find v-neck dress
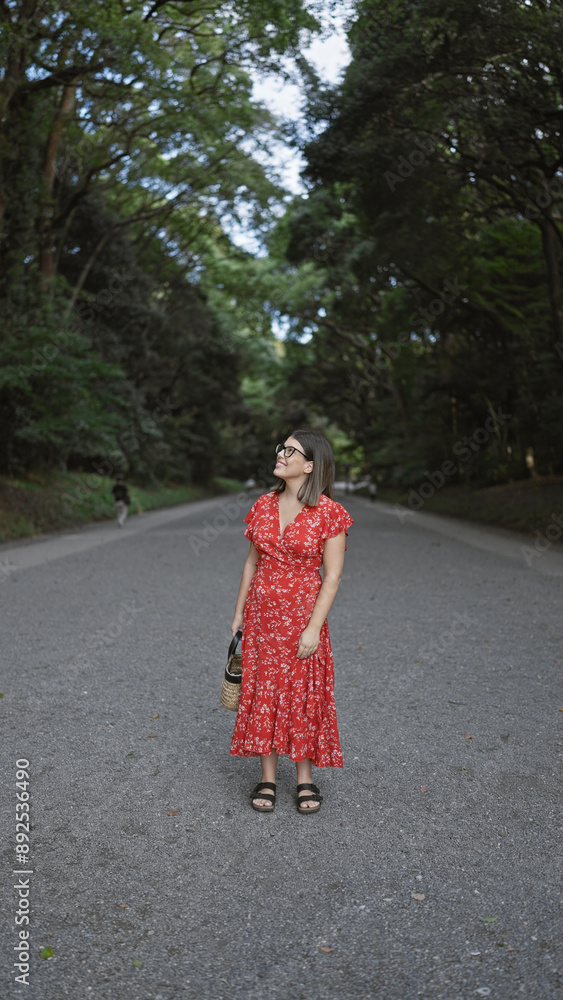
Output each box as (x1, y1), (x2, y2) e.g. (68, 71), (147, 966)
(230, 491), (353, 767)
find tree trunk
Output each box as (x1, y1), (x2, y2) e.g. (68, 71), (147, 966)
(536, 215), (563, 348)
(38, 81), (77, 283)
(64, 229), (115, 318)
(388, 375), (410, 433)
(0, 0), (39, 227)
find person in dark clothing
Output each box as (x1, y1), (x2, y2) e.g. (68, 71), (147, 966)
(111, 477), (131, 527)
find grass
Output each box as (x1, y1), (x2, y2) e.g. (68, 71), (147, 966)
(369, 476), (563, 539)
(0, 471), (246, 544)
(3, 469), (561, 546)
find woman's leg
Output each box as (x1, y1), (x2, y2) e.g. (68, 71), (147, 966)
(252, 751), (278, 807)
(296, 757), (319, 809)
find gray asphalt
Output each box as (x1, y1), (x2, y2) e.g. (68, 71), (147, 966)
(1, 493), (562, 1000)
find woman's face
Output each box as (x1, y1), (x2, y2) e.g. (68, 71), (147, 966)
(274, 436), (313, 481)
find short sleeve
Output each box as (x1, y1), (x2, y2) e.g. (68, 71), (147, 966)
(243, 500), (258, 542)
(322, 501), (353, 542)
(244, 493), (272, 542)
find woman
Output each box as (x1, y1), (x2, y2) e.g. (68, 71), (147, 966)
(230, 429), (353, 814)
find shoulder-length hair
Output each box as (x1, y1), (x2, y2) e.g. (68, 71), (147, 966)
(273, 428), (335, 506)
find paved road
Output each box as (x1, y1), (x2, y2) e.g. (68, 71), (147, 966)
(1, 494), (562, 1000)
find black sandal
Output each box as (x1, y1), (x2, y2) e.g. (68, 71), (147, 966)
(251, 781), (276, 813)
(296, 782), (323, 815)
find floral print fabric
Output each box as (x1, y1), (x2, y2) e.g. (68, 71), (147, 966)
(230, 491), (353, 767)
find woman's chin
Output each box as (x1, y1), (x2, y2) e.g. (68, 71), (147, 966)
(274, 465), (287, 477)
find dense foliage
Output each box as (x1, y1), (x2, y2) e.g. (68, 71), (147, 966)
(0, 0), (318, 480)
(276, 0), (563, 485)
(1, 0), (561, 488)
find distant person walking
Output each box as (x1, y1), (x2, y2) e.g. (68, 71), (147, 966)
(111, 477), (130, 528)
(230, 429), (353, 814)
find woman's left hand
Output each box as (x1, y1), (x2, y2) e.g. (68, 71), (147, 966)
(297, 626), (321, 659)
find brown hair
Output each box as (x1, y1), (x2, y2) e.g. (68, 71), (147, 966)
(273, 428), (335, 505)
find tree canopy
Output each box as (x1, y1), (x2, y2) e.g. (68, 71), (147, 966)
(275, 0), (563, 484)
(0, 0), (320, 478)
(1, 0), (561, 487)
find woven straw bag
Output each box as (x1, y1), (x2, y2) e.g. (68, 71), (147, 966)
(220, 629), (243, 711)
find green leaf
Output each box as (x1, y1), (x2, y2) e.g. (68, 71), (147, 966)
(40, 947), (54, 959)
(480, 917), (497, 923)
(132, 959), (143, 967)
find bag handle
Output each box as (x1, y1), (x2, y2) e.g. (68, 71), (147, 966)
(227, 629), (243, 663)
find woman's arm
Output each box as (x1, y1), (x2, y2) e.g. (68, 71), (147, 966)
(231, 541), (260, 635)
(297, 530), (347, 659)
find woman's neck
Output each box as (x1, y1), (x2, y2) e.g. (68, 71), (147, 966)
(281, 479), (306, 502)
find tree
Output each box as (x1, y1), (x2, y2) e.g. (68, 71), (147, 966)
(276, 0), (563, 482)
(0, 0), (321, 475)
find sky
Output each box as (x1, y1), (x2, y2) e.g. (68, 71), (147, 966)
(252, 19), (351, 194)
(225, 9), (352, 254)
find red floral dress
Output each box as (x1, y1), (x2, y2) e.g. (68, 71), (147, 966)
(230, 491), (353, 768)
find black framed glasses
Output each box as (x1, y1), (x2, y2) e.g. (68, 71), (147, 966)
(275, 443), (310, 460)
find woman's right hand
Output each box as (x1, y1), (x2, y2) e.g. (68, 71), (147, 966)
(231, 613), (243, 636)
